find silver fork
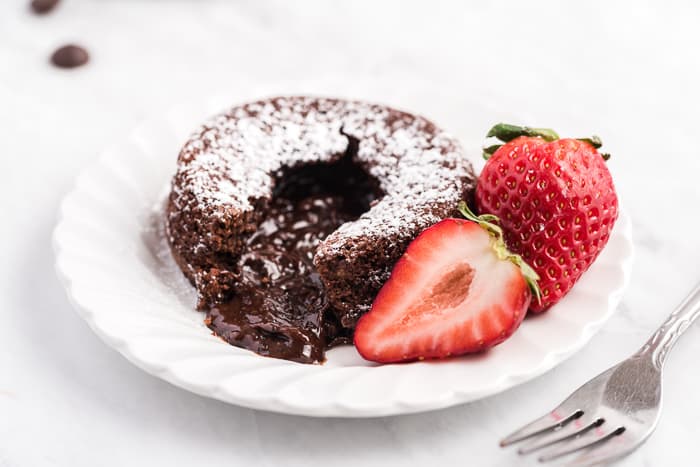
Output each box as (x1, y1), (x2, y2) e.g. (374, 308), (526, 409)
(500, 283), (700, 466)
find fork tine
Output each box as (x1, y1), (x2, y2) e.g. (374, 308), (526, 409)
(517, 416), (603, 454)
(564, 429), (632, 466)
(500, 409), (583, 446)
(538, 425), (626, 462)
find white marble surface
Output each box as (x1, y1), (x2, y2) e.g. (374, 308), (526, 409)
(2, 1), (700, 465)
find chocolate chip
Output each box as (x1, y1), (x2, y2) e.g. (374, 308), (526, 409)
(50, 44), (89, 69)
(30, 0), (60, 14)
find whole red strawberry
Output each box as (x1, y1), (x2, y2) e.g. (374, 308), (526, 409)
(476, 123), (619, 312)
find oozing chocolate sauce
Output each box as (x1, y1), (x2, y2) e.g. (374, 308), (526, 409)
(206, 152), (382, 363)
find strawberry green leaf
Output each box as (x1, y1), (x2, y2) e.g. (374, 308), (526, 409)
(487, 123), (559, 143)
(577, 136), (603, 149)
(482, 144), (503, 160)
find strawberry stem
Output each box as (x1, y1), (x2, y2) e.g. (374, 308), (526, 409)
(487, 123), (559, 143)
(457, 201), (542, 304)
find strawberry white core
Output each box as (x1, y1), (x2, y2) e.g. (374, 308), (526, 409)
(401, 263), (475, 326)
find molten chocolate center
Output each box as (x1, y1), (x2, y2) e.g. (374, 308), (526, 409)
(206, 147), (382, 363)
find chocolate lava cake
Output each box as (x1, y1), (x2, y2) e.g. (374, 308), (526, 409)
(166, 96), (476, 363)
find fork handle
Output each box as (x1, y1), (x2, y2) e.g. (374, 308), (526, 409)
(636, 282), (700, 369)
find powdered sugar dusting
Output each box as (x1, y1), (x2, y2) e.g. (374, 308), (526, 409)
(168, 95), (474, 264)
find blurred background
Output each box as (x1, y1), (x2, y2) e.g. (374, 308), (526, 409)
(2, 1), (700, 466)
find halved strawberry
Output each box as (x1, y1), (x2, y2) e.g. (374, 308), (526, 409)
(354, 204), (539, 363)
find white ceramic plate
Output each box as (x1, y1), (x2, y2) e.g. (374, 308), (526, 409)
(53, 79), (634, 417)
